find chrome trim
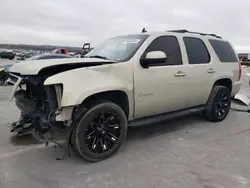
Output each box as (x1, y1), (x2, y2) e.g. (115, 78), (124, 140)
(9, 77), (23, 102)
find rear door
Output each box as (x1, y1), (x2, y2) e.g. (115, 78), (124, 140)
(182, 37), (214, 107)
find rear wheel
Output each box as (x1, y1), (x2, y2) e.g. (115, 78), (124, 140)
(73, 101), (128, 162)
(204, 85), (231, 122)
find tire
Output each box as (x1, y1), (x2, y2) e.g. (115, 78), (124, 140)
(204, 85), (231, 122)
(70, 125), (78, 153)
(69, 105), (88, 154)
(73, 101), (128, 162)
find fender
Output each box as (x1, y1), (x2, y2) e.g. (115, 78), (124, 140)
(43, 64), (134, 118)
(211, 75), (233, 89)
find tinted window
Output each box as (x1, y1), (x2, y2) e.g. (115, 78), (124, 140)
(209, 39), (238, 62)
(143, 36), (182, 66)
(184, 37), (210, 64)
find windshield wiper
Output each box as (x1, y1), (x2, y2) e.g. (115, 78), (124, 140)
(88, 55), (108, 60)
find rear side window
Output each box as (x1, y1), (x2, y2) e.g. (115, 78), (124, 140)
(183, 37), (210, 64)
(143, 36), (182, 66)
(209, 39), (238, 62)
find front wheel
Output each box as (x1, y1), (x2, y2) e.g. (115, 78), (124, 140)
(204, 85), (231, 122)
(72, 101), (128, 162)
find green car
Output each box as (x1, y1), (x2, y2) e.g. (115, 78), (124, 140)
(0, 50), (15, 60)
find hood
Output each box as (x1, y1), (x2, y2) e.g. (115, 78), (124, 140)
(9, 58), (115, 75)
(0, 62), (15, 68)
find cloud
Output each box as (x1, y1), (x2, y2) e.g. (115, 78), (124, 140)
(0, 0), (249, 52)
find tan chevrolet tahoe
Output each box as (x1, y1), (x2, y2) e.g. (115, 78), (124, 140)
(7, 29), (241, 161)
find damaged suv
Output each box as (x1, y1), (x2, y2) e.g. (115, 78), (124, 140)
(8, 30), (241, 161)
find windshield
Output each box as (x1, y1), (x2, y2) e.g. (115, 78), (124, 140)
(86, 34), (148, 61)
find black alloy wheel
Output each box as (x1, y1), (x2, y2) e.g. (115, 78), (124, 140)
(84, 112), (121, 153)
(74, 102), (128, 162)
(215, 92), (230, 118)
(205, 85), (231, 122)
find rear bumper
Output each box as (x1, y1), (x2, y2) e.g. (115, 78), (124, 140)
(231, 81), (242, 97)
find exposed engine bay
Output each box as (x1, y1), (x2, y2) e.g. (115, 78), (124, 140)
(5, 59), (117, 160)
(9, 73), (63, 141)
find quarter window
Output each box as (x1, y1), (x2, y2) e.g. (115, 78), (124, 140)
(209, 39), (238, 62)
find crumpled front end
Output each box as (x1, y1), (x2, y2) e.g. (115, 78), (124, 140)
(8, 73), (63, 140)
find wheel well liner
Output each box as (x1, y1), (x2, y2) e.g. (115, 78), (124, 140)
(214, 78), (232, 91)
(80, 90), (129, 118)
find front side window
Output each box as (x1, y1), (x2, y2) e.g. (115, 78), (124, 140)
(86, 35), (149, 62)
(142, 36), (182, 66)
(184, 37), (210, 64)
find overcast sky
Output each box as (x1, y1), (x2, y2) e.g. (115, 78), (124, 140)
(0, 0), (250, 52)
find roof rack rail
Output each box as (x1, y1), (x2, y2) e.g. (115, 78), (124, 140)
(167, 29), (222, 39)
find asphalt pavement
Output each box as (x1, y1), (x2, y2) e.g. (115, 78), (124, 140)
(1, 59), (250, 188)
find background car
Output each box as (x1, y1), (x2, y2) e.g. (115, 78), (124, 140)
(0, 50), (15, 60)
(73, 43), (94, 58)
(16, 51), (37, 60)
(238, 53), (250, 65)
(52, 48), (68, 55)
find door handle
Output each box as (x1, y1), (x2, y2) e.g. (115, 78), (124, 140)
(174, 71), (186, 77)
(207, 68), (216, 73)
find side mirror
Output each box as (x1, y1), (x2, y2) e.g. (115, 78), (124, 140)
(140, 51), (167, 68)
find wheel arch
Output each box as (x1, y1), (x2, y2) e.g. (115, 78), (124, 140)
(213, 78), (232, 92)
(72, 90), (132, 121)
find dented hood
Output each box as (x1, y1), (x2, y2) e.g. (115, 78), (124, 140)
(9, 58), (114, 75)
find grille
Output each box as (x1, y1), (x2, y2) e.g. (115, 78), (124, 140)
(6, 73), (20, 85)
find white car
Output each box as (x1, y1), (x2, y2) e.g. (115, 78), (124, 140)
(8, 29), (241, 161)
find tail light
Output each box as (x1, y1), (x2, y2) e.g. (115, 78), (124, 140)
(238, 61), (242, 81)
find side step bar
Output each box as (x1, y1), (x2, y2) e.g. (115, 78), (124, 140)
(129, 106), (205, 127)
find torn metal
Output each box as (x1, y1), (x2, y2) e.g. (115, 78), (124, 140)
(8, 73), (60, 140)
(233, 93), (250, 106)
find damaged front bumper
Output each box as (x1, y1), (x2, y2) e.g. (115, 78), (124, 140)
(8, 74), (23, 102)
(7, 73), (69, 140)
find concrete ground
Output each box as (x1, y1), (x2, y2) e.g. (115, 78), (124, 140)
(1, 59), (250, 188)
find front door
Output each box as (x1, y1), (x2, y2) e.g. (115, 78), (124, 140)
(133, 35), (191, 119)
